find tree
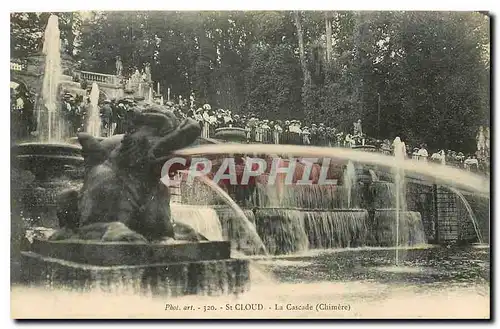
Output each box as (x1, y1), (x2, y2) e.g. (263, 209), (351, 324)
(13, 10), (488, 152)
(10, 12), (81, 58)
(244, 44), (302, 119)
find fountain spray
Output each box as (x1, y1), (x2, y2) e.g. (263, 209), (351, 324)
(343, 161), (356, 209)
(39, 14), (66, 143)
(393, 137), (406, 265)
(86, 83), (101, 137)
(195, 174), (268, 256)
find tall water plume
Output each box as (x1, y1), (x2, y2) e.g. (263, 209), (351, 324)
(343, 161), (357, 208)
(86, 83), (101, 137)
(148, 87), (153, 104)
(38, 14), (67, 143)
(393, 137), (407, 265)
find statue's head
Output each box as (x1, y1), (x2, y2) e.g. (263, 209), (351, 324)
(77, 106), (201, 181)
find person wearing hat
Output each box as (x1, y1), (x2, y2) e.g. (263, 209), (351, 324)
(189, 93), (196, 109)
(104, 99), (119, 135)
(272, 120), (283, 144)
(223, 109), (233, 127)
(246, 117), (258, 142)
(200, 107), (212, 138)
(186, 106), (194, 120)
(211, 110), (220, 130)
(316, 123), (326, 146)
(331, 127), (339, 146)
(254, 119), (263, 143)
(417, 144), (429, 162)
(302, 126), (311, 145)
(324, 126), (333, 147)
(344, 133), (354, 148)
(193, 108), (204, 131)
(279, 120), (290, 144)
(309, 123), (318, 146)
(288, 119), (298, 133)
(244, 119), (252, 142)
(336, 130), (344, 147)
(261, 119), (271, 143)
(205, 108), (216, 133)
(100, 99), (113, 137)
(290, 120), (302, 145)
(61, 94), (72, 125)
(232, 114), (241, 128)
(112, 102), (126, 134)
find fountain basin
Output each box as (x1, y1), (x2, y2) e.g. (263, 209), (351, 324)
(12, 142), (84, 183)
(12, 142), (83, 159)
(11, 142), (84, 228)
(28, 238), (232, 266)
(214, 127), (247, 143)
(20, 238), (250, 296)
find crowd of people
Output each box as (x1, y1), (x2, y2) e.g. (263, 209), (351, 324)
(170, 102), (368, 148)
(10, 81), (490, 175)
(10, 87), (35, 140)
(169, 101), (490, 174)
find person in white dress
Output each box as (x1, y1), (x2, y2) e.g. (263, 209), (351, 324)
(417, 144), (429, 162)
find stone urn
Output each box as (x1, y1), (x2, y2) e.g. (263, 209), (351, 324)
(214, 127), (247, 143)
(11, 142), (85, 227)
(12, 143), (84, 183)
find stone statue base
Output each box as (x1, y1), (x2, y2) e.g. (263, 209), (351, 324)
(20, 239), (250, 296)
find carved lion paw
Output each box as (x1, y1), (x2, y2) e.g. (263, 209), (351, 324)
(101, 222), (148, 243)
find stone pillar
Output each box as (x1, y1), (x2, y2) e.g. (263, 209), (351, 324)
(169, 172), (182, 204)
(434, 185), (459, 244)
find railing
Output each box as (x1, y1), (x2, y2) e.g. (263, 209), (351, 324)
(79, 71), (120, 86)
(10, 61), (26, 71)
(203, 127), (356, 148)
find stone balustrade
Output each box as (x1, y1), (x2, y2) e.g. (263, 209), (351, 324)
(79, 70), (120, 86)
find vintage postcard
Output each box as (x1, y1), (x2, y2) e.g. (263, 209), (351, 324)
(10, 9), (490, 319)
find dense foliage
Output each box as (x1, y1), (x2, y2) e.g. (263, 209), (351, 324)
(10, 11), (490, 152)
